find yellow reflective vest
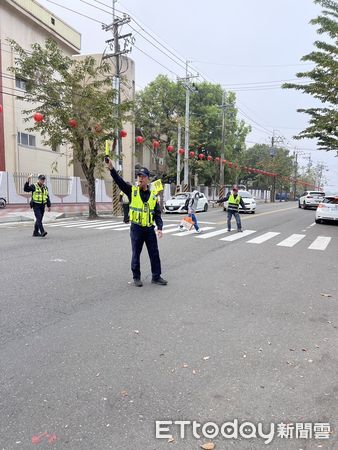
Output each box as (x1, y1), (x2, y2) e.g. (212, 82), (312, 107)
(32, 183), (49, 204)
(228, 193), (241, 212)
(129, 186), (157, 227)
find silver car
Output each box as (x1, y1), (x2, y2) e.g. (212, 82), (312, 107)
(164, 192), (209, 213)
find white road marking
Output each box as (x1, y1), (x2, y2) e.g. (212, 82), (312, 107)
(195, 228), (233, 239)
(308, 236), (331, 251)
(277, 234), (306, 247)
(78, 221), (118, 228)
(247, 232), (281, 244)
(172, 226), (215, 236)
(219, 230), (256, 241)
(48, 220), (89, 227)
(309, 223), (316, 227)
(97, 223), (130, 230)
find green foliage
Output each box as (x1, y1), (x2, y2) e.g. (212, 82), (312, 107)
(8, 38), (133, 217)
(282, 0), (338, 151)
(135, 75), (251, 184)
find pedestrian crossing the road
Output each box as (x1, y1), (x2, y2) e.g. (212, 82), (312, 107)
(44, 219), (334, 251)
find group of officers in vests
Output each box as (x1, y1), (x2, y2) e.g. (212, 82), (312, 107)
(24, 166), (246, 287)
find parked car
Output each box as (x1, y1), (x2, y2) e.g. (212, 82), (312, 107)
(298, 191), (325, 209)
(315, 195), (338, 223)
(223, 190), (256, 214)
(164, 192), (208, 213)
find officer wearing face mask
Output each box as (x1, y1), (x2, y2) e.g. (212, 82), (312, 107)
(106, 159), (167, 287)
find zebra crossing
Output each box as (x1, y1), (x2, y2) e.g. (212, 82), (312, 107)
(46, 219), (333, 251)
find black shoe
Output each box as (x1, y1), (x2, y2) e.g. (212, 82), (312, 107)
(41, 231), (48, 237)
(32, 232), (40, 237)
(238, 229), (243, 232)
(151, 277), (168, 286)
(133, 279), (143, 287)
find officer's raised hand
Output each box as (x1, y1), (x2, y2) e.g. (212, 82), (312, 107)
(105, 158), (113, 170)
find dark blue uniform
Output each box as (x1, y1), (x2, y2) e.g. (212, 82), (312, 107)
(110, 168), (163, 281)
(24, 181), (51, 236)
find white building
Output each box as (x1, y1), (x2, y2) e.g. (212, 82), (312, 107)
(0, 0), (81, 176)
(0, 0), (136, 189)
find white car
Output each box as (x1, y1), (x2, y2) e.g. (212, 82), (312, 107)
(315, 195), (338, 224)
(298, 191), (325, 209)
(164, 192), (209, 213)
(224, 190), (256, 214)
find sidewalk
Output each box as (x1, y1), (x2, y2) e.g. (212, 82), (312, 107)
(0, 203), (115, 224)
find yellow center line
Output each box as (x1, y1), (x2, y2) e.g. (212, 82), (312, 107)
(213, 206), (297, 225)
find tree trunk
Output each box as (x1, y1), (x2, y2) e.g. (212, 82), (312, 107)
(87, 175), (97, 219)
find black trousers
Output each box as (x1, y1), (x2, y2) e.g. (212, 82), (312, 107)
(33, 204), (46, 234)
(122, 204), (130, 223)
(130, 223), (161, 280)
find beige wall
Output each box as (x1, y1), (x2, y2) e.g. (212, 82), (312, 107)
(0, 0), (80, 176)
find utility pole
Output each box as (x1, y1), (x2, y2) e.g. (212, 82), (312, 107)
(178, 61), (198, 191)
(102, 3), (132, 173)
(102, 1), (132, 216)
(293, 149), (298, 200)
(176, 122), (182, 188)
(220, 90), (227, 186)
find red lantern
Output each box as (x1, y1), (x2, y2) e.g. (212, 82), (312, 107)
(189, 151), (195, 158)
(0, 104), (3, 113)
(178, 148), (185, 155)
(167, 145), (174, 153)
(215, 157), (220, 163)
(198, 153), (205, 160)
(222, 159), (227, 164)
(33, 112), (44, 122)
(228, 161), (233, 167)
(153, 140), (160, 149)
(207, 155), (213, 161)
(120, 130), (127, 138)
(136, 136), (144, 144)
(94, 124), (102, 133)
(68, 118), (77, 128)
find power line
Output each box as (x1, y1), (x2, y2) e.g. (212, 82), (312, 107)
(192, 60), (314, 68)
(45, 0), (106, 24)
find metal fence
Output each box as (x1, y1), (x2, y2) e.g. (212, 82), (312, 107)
(13, 172), (113, 199)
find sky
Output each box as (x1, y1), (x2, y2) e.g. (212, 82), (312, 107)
(37, 0), (338, 192)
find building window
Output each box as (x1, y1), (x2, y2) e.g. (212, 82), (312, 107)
(17, 132), (36, 147)
(15, 77), (27, 91)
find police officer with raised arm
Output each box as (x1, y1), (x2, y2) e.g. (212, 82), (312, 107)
(106, 159), (167, 287)
(216, 185), (246, 232)
(24, 173), (51, 237)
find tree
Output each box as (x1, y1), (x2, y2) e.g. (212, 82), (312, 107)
(283, 0), (338, 151)
(135, 76), (251, 185)
(8, 38), (132, 218)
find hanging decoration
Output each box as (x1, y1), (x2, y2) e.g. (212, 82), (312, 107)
(189, 151), (195, 158)
(153, 140), (160, 149)
(178, 148), (185, 155)
(68, 118), (77, 128)
(120, 130), (127, 138)
(33, 112), (44, 122)
(167, 145), (174, 153)
(136, 136), (144, 144)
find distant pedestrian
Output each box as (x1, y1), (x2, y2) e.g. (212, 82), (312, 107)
(187, 190), (201, 233)
(216, 185), (246, 232)
(106, 159), (167, 287)
(119, 191), (130, 223)
(24, 174), (51, 237)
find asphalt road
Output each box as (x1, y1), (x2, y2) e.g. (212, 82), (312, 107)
(0, 202), (337, 450)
